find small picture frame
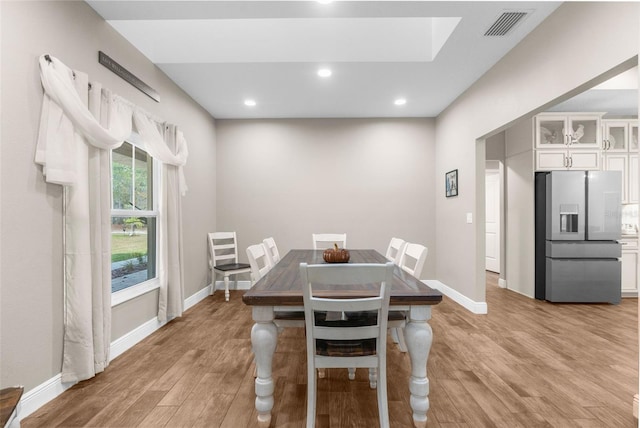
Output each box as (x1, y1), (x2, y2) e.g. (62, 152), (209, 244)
(445, 169), (458, 197)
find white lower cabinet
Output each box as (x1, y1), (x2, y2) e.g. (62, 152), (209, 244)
(621, 238), (639, 297)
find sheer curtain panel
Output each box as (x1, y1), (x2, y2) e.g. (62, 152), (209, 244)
(35, 54), (188, 382)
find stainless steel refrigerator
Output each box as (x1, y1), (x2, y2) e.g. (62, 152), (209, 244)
(534, 170), (621, 304)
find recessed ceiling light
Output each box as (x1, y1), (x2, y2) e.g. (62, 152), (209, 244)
(394, 98), (407, 106)
(244, 99), (256, 107)
(317, 68), (332, 78)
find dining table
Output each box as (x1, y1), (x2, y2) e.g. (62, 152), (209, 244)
(242, 249), (443, 427)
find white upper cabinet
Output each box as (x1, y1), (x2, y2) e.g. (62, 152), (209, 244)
(536, 113), (601, 149)
(536, 149), (600, 171)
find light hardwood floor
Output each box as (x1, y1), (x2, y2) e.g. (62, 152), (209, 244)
(23, 273), (638, 427)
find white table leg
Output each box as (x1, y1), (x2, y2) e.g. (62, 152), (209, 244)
(404, 305), (433, 428)
(251, 306), (278, 427)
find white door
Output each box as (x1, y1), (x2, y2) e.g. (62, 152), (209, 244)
(485, 170), (500, 273)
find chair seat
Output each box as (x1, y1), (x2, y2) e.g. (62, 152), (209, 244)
(214, 262), (250, 271)
(316, 338), (377, 357)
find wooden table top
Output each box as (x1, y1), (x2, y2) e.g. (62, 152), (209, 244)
(242, 249), (443, 306)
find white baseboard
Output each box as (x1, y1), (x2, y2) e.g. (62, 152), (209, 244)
(633, 393), (638, 419)
(17, 374), (73, 423)
(424, 279), (488, 314)
(498, 278), (507, 289)
(110, 317), (165, 360)
(15, 284), (215, 424)
(184, 283), (214, 310)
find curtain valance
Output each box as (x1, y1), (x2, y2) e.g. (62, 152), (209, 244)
(36, 54), (188, 194)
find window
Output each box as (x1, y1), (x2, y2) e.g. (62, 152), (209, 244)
(111, 141), (158, 296)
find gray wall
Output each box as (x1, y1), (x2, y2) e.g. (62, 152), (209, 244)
(215, 118), (437, 278)
(435, 2), (638, 304)
(1, 1), (217, 391)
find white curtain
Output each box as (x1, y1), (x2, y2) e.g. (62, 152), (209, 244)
(35, 55), (188, 382)
(158, 124), (185, 321)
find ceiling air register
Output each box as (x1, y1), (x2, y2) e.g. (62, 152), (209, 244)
(484, 11), (529, 37)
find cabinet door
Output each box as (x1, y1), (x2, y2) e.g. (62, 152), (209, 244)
(604, 154), (628, 203)
(536, 150), (567, 170)
(567, 150), (600, 170)
(602, 121), (628, 152)
(621, 251), (639, 294)
(630, 123), (638, 152)
(630, 154), (639, 204)
(568, 115), (600, 148)
(536, 116), (568, 148)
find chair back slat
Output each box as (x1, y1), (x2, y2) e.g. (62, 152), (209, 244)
(312, 233), (347, 250)
(309, 297), (383, 313)
(314, 326), (380, 341)
(246, 243), (272, 283)
(263, 237), (280, 265)
(399, 243), (428, 278)
(208, 232), (241, 266)
(385, 237), (406, 264)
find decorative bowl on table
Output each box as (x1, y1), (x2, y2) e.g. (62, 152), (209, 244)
(323, 243), (350, 263)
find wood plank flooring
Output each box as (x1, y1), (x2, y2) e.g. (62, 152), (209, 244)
(23, 273), (638, 427)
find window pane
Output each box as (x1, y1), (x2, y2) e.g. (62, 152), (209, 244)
(112, 143), (133, 210)
(134, 146), (152, 210)
(111, 216), (157, 293)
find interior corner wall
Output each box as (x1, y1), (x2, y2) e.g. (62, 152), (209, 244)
(434, 2), (639, 304)
(215, 118), (437, 278)
(1, 1), (217, 392)
(504, 118), (535, 298)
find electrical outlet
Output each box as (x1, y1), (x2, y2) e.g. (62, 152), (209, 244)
(466, 213), (473, 224)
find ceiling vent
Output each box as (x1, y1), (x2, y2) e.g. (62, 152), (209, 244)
(484, 11), (529, 37)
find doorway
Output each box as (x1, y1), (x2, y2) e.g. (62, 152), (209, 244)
(485, 161), (501, 273)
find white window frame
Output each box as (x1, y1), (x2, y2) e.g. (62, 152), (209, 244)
(111, 134), (162, 307)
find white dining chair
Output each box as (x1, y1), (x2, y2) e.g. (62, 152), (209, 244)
(246, 243), (272, 284)
(262, 237), (280, 266)
(390, 242), (429, 352)
(208, 232), (252, 302)
(385, 237), (406, 264)
(300, 262), (393, 428)
(312, 233), (347, 250)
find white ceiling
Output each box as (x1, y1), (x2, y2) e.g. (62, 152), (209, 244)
(86, 1), (563, 119)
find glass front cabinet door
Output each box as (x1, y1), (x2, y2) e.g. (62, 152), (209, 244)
(567, 116), (600, 148)
(536, 116), (568, 147)
(603, 120), (629, 152)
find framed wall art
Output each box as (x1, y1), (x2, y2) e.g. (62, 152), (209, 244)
(445, 169), (458, 197)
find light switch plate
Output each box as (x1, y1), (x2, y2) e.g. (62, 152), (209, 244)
(466, 213), (473, 224)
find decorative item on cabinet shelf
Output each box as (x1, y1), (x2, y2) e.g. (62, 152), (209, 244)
(567, 124), (584, 144)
